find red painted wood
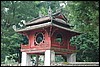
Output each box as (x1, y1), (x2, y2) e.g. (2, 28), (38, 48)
(20, 26), (77, 54)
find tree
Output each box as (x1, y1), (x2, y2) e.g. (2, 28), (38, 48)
(65, 1), (99, 62)
(1, 1), (39, 62)
(1, 1), (99, 63)
(1, 1), (61, 63)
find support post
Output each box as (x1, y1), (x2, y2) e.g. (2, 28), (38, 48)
(51, 50), (55, 62)
(44, 50), (55, 66)
(21, 52), (32, 66)
(67, 53), (76, 62)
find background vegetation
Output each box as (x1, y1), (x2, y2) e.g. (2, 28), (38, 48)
(1, 1), (99, 63)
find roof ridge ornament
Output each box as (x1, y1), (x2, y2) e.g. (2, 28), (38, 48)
(21, 20), (26, 25)
(18, 23), (23, 27)
(48, 6), (53, 23)
(12, 25), (17, 31)
(48, 6), (52, 18)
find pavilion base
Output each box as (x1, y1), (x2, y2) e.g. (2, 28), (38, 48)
(21, 52), (32, 66)
(44, 50), (55, 66)
(21, 51), (76, 66)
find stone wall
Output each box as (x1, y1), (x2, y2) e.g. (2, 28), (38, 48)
(51, 62), (99, 66)
(1, 63), (21, 66)
(1, 62), (99, 66)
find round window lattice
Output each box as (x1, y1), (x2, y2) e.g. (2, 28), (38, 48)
(35, 32), (44, 45)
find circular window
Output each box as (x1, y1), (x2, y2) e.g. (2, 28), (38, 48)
(55, 33), (62, 43)
(36, 33), (44, 44)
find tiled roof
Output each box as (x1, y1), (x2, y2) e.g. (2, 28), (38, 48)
(15, 22), (81, 35)
(15, 11), (81, 35)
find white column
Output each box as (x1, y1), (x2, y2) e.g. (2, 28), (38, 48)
(44, 50), (55, 66)
(67, 53), (76, 62)
(21, 52), (27, 66)
(44, 50), (50, 66)
(21, 52), (32, 66)
(51, 50), (55, 62)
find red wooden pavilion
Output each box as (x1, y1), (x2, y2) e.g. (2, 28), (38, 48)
(14, 7), (81, 66)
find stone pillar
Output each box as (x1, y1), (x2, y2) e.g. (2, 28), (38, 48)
(26, 54), (32, 66)
(21, 52), (32, 66)
(44, 50), (55, 66)
(67, 53), (76, 62)
(51, 50), (55, 62)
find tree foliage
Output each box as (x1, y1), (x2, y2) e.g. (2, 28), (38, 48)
(66, 1), (99, 62)
(1, 1), (99, 63)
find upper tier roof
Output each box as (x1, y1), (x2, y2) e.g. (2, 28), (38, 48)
(14, 7), (82, 35)
(24, 11), (71, 28)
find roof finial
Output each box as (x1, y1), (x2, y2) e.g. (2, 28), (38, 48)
(21, 20), (26, 25)
(18, 23), (23, 27)
(48, 6), (52, 17)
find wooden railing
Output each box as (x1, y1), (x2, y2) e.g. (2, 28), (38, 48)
(21, 44), (30, 49)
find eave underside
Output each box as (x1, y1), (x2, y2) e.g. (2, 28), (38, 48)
(16, 22), (81, 35)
